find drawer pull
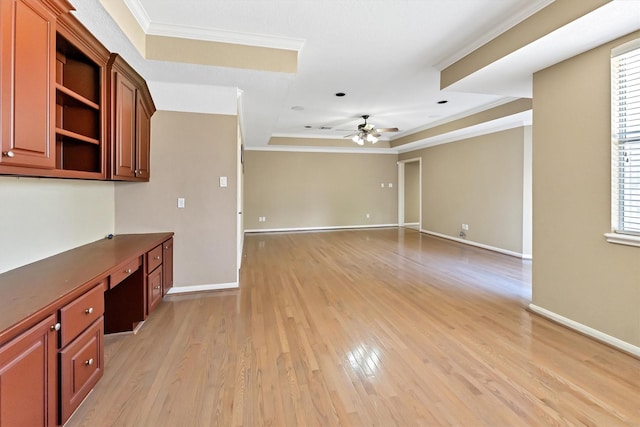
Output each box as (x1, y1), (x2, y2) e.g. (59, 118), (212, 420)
(125, 268), (132, 274)
(85, 307), (94, 315)
(50, 322), (61, 331)
(154, 256), (161, 260)
(85, 358), (94, 366)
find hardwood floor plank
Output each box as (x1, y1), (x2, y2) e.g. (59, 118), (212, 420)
(67, 228), (639, 426)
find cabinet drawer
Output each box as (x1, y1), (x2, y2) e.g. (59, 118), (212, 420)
(109, 257), (141, 289)
(147, 244), (162, 272)
(60, 317), (104, 423)
(147, 266), (163, 314)
(60, 283), (104, 348)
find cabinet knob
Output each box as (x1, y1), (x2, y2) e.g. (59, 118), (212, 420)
(2, 150), (15, 158)
(125, 268), (132, 274)
(50, 323), (61, 331)
(154, 285), (161, 290)
(85, 358), (94, 366)
(85, 307), (94, 315)
(154, 256), (160, 260)
(164, 246), (168, 249)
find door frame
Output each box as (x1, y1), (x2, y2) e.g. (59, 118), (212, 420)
(397, 158), (422, 230)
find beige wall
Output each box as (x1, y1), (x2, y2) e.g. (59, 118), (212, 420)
(115, 111), (238, 287)
(532, 31), (640, 347)
(404, 161), (420, 224)
(244, 151), (398, 230)
(0, 177), (115, 273)
(399, 127), (526, 254)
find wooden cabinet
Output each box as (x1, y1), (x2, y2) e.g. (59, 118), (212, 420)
(108, 53), (155, 181)
(145, 243), (164, 315)
(0, 0), (57, 169)
(163, 238), (174, 295)
(0, 233), (172, 424)
(147, 265), (163, 314)
(59, 317), (103, 423)
(0, 3), (154, 181)
(0, 313), (58, 427)
(53, 21), (109, 178)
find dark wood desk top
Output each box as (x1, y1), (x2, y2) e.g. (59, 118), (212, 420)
(0, 233), (173, 346)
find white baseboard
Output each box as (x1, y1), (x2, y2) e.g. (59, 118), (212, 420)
(420, 229), (529, 259)
(528, 304), (640, 358)
(167, 282), (239, 295)
(245, 223), (399, 233)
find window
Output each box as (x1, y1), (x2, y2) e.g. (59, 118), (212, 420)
(609, 39), (640, 245)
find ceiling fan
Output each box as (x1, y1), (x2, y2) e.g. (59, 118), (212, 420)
(345, 115), (399, 145)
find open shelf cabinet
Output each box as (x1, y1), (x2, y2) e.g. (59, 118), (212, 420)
(55, 33), (103, 175)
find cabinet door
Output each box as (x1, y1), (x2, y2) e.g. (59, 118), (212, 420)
(135, 92), (151, 179)
(59, 318), (103, 424)
(0, 314), (58, 427)
(147, 267), (163, 314)
(113, 72), (136, 178)
(162, 238), (174, 295)
(0, 0), (55, 169)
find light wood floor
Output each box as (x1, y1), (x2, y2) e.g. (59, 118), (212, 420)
(67, 228), (639, 426)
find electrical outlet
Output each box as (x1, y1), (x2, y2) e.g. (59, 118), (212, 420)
(462, 223), (469, 231)
(366, 213), (370, 219)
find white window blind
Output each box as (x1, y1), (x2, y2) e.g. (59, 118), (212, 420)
(611, 40), (640, 235)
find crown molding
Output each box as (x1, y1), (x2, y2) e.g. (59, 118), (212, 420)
(147, 22), (305, 51)
(245, 145), (399, 155)
(396, 111), (532, 154)
(433, 0), (554, 71)
(124, 0), (304, 51)
(123, 0), (151, 31)
(391, 96), (520, 140)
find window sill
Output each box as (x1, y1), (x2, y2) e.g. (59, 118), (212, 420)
(604, 232), (640, 248)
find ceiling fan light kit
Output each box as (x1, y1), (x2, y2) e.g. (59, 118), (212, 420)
(345, 115), (398, 145)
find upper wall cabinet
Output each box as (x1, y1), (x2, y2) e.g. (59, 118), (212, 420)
(54, 7), (110, 179)
(108, 54), (156, 182)
(0, 1), (154, 181)
(0, 0), (58, 170)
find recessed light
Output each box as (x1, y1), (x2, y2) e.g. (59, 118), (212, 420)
(437, 100), (448, 104)
(335, 92), (346, 97)
(291, 105), (304, 111)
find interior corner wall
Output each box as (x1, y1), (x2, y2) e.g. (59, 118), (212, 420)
(243, 150), (398, 230)
(522, 125), (533, 258)
(398, 127), (526, 255)
(532, 30), (640, 347)
(0, 177), (115, 273)
(115, 110), (238, 287)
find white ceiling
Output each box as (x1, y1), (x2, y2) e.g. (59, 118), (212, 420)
(70, 0), (640, 149)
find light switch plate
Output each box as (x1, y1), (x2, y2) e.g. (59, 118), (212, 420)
(177, 198), (185, 208)
(220, 176), (228, 187)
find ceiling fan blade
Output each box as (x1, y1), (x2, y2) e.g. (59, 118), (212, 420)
(363, 123), (375, 131)
(375, 127), (399, 133)
(343, 133), (357, 138)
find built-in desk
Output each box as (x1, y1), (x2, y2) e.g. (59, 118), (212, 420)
(0, 232), (173, 426)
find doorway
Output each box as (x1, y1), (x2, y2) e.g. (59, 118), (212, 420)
(398, 158), (421, 230)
